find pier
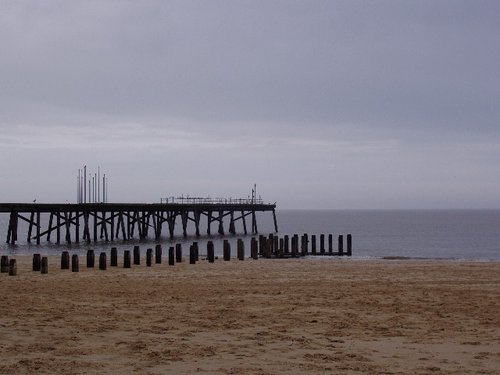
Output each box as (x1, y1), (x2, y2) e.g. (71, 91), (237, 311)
(1, 201), (278, 245)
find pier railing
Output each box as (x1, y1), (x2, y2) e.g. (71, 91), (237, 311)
(160, 197), (265, 205)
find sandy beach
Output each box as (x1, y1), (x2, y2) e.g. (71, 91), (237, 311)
(0, 256), (498, 374)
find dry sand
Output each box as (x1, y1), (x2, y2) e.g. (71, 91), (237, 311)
(0, 256), (499, 374)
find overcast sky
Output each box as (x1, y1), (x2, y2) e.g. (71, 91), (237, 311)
(0, 0), (499, 208)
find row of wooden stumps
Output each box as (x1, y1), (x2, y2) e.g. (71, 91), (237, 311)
(1, 233), (352, 275)
(257, 233), (352, 258)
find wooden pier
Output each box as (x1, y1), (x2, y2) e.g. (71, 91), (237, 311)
(0, 202), (278, 245)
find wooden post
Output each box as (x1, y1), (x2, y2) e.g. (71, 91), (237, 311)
(207, 241), (215, 263)
(27, 211), (34, 243)
(320, 234), (325, 254)
(111, 247), (118, 266)
(223, 240), (231, 261)
(61, 251), (70, 270)
(268, 234), (274, 256)
(36, 212), (41, 245)
(272, 209), (279, 233)
(237, 239), (244, 260)
(99, 252), (107, 270)
(193, 242), (199, 261)
(155, 244), (162, 264)
(229, 211), (236, 234)
(124, 250), (131, 268)
(258, 235), (265, 256)
(0, 256), (9, 273)
(265, 238), (272, 258)
(251, 210), (257, 234)
(146, 248), (152, 267)
(207, 210), (212, 235)
(291, 235), (297, 257)
(194, 210), (201, 237)
(33, 254), (41, 271)
(218, 210), (224, 235)
(168, 246), (175, 266)
(72, 254), (79, 272)
(251, 237), (258, 260)
(338, 235), (344, 256)
(347, 234), (352, 256)
(301, 235), (307, 256)
(328, 234), (333, 255)
(41, 257), (48, 274)
(284, 235), (289, 254)
(189, 245), (196, 264)
(279, 238), (284, 258)
(311, 235), (317, 255)
(133, 245), (140, 265)
(56, 211), (61, 244)
(8, 259), (17, 276)
(273, 236), (279, 256)
(87, 250), (95, 268)
(175, 244), (182, 263)
(303, 233), (309, 255)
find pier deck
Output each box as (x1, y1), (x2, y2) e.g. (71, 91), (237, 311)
(0, 202), (278, 245)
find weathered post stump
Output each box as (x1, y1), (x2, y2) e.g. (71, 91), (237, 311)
(155, 244), (162, 264)
(169, 246), (175, 266)
(8, 259), (17, 276)
(311, 235), (317, 255)
(146, 248), (153, 267)
(223, 240), (231, 261)
(133, 246), (140, 265)
(284, 235), (290, 254)
(124, 250), (131, 268)
(61, 251), (70, 270)
(72, 254), (79, 272)
(301, 235), (307, 256)
(87, 250), (95, 268)
(338, 235), (344, 256)
(279, 238), (284, 258)
(291, 234), (299, 257)
(251, 237), (258, 260)
(265, 238), (272, 258)
(328, 234), (333, 255)
(175, 244), (182, 263)
(207, 241), (215, 263)
(320, 234), (325, 254)
(41, 257), (48, 274)
(1, 255), (9, 273)
(110, 247), (118, 267)
(258, 235), (265, 256)
(268, 234), (274, 256)
(189, 245), (196, 264)
(237, 239), (244, 261)
(33, 254), (41, 271)
(347, 234), (352, 256)
(193, 242), (199, 261)
(99, 252), (107, 270)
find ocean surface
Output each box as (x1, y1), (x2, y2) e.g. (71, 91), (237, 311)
(1, 209), (499, 261)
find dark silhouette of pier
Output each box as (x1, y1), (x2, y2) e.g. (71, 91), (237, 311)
(1, 201), (278, 245)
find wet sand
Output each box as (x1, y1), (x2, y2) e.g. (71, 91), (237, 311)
(0, 256), (499, 374)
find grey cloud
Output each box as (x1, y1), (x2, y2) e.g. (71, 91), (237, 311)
(0, 1), (499, 208)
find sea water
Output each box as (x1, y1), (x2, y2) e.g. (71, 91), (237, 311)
(0, 209), (499, 261)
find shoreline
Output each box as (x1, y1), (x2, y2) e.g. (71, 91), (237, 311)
(1, 258), (499, 374)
